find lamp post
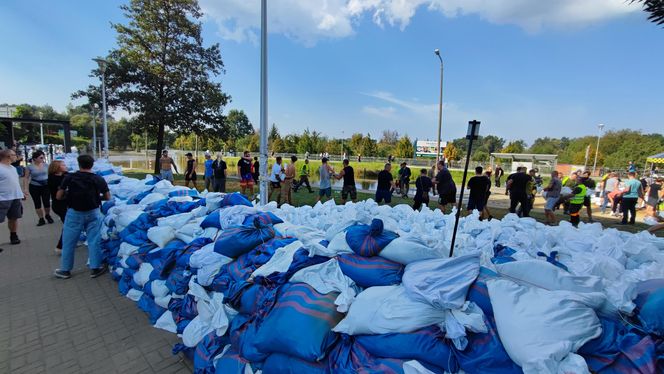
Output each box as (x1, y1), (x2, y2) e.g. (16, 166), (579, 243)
(38, 112), (44, 146)
(91, 104), (98, 159)
(434, 49), (444, 163)
(341, 130), (344, 159)
(93, 58), (109, 158)
(259, 0), (269, 205)
(592, 123), (605, 176)
(449, 120), (481, 258)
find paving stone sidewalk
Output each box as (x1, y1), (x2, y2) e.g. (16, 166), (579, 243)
(0, 206), (192, 373)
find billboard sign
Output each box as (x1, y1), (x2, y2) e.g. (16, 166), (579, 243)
(416, 140), (446, 158)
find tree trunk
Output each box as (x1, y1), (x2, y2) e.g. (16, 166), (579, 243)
(154, 121), (165, 175)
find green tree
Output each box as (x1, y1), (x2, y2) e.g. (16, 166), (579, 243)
(444, 143), (460, 161)
(528, 137), (562, 154)
(225, 109), (253, 140)
(501, 140), (527, 154)
(73, 0), (230, 173)
(630, 0), (664, 25)
(395, 135), (414, 158)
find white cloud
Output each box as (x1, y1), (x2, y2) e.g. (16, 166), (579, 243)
(362, 105), (397, 118)
(200, 0), (640, 45)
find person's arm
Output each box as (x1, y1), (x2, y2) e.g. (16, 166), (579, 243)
(223, 163), (227, 178)
(56, 188), (66, 200)
(334, 169), (344, 180)
(171, 158), (179, 173)
(193, 160), (197, 173)
(23, 166), (30, 193)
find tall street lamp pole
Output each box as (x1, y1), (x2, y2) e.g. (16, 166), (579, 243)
(91, 104), (98, 158)
(592, 123), (605, 176)
(434, 49), (444, 163)
(94, 58), (109, 158)
(39, 112), (44, 146)
(259, 0), (269, 205)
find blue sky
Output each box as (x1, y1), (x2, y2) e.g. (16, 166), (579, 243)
(1, 0), (662, 144)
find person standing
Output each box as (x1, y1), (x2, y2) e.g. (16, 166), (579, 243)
(645, 177), (663, 220)
(54, 154), (110, 279)
(412, 169), (433, 211)
(203, 153), (214, 191)
(560, 172), (579, 215)
(506, 167), (533, 217)
(621, 172), (644, 225)
(335, 159), (357, 204)
(269, 156), (284, 205)
(184, 152), (198, 189)
(252, 156), (260, 184)
(628, 161), (636, 173)
(294, 159), (313, 193)
(543, 171), (562, 225)
(316, 157), (334, 203)
(375, 163), (394, 205)
(467, 166), (491, 219)
(24, 150), (53, 226)
(578, 171), (596, 223)
(0, 149), (25, 250)
(280, 156), (297, 206)
(494, 164), (504, 187)
(434, 161), (456, 212)
(601, 172), (618, 214)
(159, 150), (178, 183)
(211, 153), (227, 192)
(398, 162), (412, 198)
(238, 151), (254, 197)
(48, 160), (68, 255)
(568, 182), (587, 228)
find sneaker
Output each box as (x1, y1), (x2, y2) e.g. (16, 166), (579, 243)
(0, 248), (3, 253)
(90, 266), (108, 278)
(45, 215), (54, 224)
(54, 269), (72, 279)
(10, 234), (20, 245)
(37, 218), (46, 227)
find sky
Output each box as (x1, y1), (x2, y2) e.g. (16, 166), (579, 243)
(1, 0), (663, 144)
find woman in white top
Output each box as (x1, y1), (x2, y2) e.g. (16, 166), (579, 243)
(24, 150), (53, 226)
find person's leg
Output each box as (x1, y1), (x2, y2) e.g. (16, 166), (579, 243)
(39, 186), (52, 221)
(509, 197), (519, 213)
(628, 198), (637, 224)
(600, 191), (608, 213)
(60, 210), (83, 272)
(520, 195), (531, 217)
(570, 204), (582, 227)
(84, 210), (104, 270)
(220, 178), (226, 193)
(621, 198), (630, 224)
(29, 184), (45, 220)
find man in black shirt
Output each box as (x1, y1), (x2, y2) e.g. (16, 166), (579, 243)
(237, 151), (254, 197)
(506, 167), (532, 217)
(398, 162), (412, 198)
(375, 163), (394, 205)
(467, 166), (491, 219)
(335, 159), (357, 204)
(494, 165), (504, 187)
(212, 155), (227, 192)
(412, 168), (433, 211)
(434, 161), (456, 213)
(54, 154), (111, 279)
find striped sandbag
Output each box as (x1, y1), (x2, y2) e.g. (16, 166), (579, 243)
(337, 253), (403, 288)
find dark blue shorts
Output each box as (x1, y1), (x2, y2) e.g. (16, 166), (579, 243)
(376, 189), (392, 204)
(467, 198), (486, 212)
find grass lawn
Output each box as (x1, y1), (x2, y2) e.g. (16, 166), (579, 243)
(124, 170), (662, 237)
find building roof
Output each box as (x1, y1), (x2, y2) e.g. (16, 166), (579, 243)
(490, 153), (558, 162)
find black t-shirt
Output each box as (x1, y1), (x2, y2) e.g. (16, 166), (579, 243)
(508, 172), (532, 196)
(343, 166), (355, 186)
(399, 167), (411, 182)
(415, 176), (433, 194)
(468, 175), (491, 202)
(253, 161), (260, 175)
(649, 183), (661, 199)
(212, 160), (227, 178)
(238, 157), (252, 175)
(59, 171), (109, 212)
(377, 170), (393, 190)
(436, 168), (454, 195)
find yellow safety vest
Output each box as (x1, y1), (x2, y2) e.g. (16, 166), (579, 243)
(570, 184), (587, 205)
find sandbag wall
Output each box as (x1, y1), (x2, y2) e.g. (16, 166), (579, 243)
(97, 171), (664, 374)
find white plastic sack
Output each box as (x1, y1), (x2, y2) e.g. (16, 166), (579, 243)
(250, 241), (303, 279)
(290, 259), (357, 312)
(325, 231), (354, 256)
(402, 253), (480, 310)
(158, 211), (194, 229)
(154, 310), (177, 334)
(147, 226), (176, 248)
(189, 243), (233, 287)
(333, 285), (447, 335)
(150, 280), (170, 299)
(139, 192), (166, 207)
(494, 260), (604, 294)
(118, 242), (139, 257)
(218, 205), (257, 230)
(205, 192), (224, 212)
(403, 361), (437, 374)
(182, 280), (238, 347)
(133, 263), (155, 288)
(126, 288), (144, 302)
(154, 295), (173, 309)
(380, 235), (443, 264)
(488, 279), (602, 374)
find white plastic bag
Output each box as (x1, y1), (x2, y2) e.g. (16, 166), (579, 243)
(290, 259), (357, 312)
(380, 236), (443, 264)
(147, 226), (176, 248)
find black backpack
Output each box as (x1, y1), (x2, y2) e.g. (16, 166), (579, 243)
(65, 172), (101, 211)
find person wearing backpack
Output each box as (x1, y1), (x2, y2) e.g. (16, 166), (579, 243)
(53, 155), (111, 279)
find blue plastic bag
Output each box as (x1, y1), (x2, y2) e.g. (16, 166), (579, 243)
(466, 267), (499, 318)
(137, 294), (166, 324)
(634, 279), (664, 336)
(213, 220), (275, 258)
(263, 353), (328, 374)
(328, 334), (405, 374)
(242, 212), (283, 226)
(228, 314), (270, 363)
(220, 192), (253, 207)
(214, 347), (253, 374)
(451, 316), (521, 374)
(253, 283), (344, 362)
(345, 219), (398, 257)
(200, 210), (221, 229)
(193, 332), (230, 374)
(337, 253), (404, 288)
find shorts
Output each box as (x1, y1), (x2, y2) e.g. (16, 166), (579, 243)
(583, 196), (591, 207)
(0, 199), (23, 223)
(646, 197), (660, 207)
(185, 172), (197, 181)
(241, 174), (255, 187)
(342, 185), (357, 201)
(438, 192), (456, 205)
(160, 169), (174, 182)
(270, 181), (281, 189)
(467, 198), (486, 212)
(545, 196), (559, 211)
(319, 187), (332, 198)
(375, 189), (392, 204)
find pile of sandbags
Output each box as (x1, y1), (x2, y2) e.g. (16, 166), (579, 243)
(96, 170), (664, 374)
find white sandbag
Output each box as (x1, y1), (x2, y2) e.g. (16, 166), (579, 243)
(494, 260), (604, 294)
(118, 242), (139, 257)
(402, 253), (480, 310)
(133, 263), (155, 288)
(380, 235), (443, 264)
(218, 205), (257, 230)
(250, 241), (303, 279)
(403, 360), (437, 374)
(154, 310), (177, 334)
(115, 210), (144, 231)
(168, 196), (193, 203)
(189, 243), (233, 287)
(333, 285), (447, 335)
(154, 294), (173, 309)
(126, 288), (144, 302)
(139, 192), (166, 207)
(157, 211), (194, 229)
(147, 226), (176, 248)
(290, 258), (357, 312)
(183, 280), (237, 347)
(488, 278), (602, 374)
(325, 231), (354, 256)
(205, 192), (224, 212)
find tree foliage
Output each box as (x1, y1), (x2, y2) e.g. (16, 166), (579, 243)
(631, 0), (664, 25)
(394, 135), (414, 158)
(444, 143), (460, 161)
(501, 140), (526, 154)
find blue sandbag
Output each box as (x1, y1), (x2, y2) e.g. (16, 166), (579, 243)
(345, 219), (398, 257)
(200, 210), (221, 229)
(137, 294), (166, 324)
(466, 267), (499, 318)
(193, 332), (230, 374)
(214, 347), (253, 374)
(337, 253), (403, 288)
(253, 283), (344, 362)
(229, 314), (270, 363)
(101, 199), (115, 214)
(579, 317), (657, 374)
(255, 248), (329, 286)
(328, 334), (405, 374)
(242, 212), (283, 226)
(168, 189), (198, 197)
(238, 284), (270, 315)
(451, 316), (521, 374)
(355, 325), (458, 373)
(220, 192), (253, 207)
(118, 274), (132, 295)
(213, 220), (275, 258)
(145, 175), (161, 185)
(634, 279), (664, 336)
(125, 254), (144, 270)
(166, 268), (192, 295)
(263, 353), (328, 374)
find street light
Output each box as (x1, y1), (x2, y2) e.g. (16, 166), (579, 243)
(38, 111), (44, 146)
(592, 123), (605, 176)
(434, 49), (444, 163)
(93, 58), (109, 158)
(91, 103), (99, 159)
(450, 120), (481, 257)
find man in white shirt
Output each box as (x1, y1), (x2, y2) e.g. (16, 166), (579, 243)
(0, 148), (26, 249)
(269, 156), (284, 205)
